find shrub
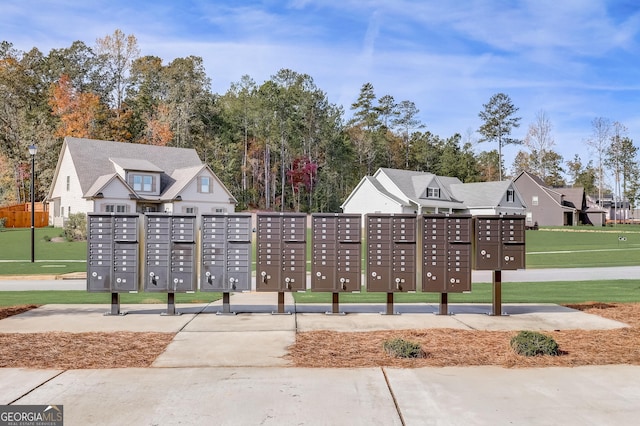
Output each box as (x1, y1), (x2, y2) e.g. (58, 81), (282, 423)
(383, 338), (425, 359)
(63, 213), (87, 241)
(0, 217), (5, 230)
(43, 235), (51, 242)
(510, 331), (559, 357)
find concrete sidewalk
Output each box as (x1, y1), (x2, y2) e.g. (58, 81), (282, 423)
(1, 292), (639, 425)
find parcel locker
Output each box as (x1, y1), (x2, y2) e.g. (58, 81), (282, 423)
(200, 213), (252, 292)
(87, 213), (140, 293)
(365, 214), (417, 292)
(144, 213), (197, 292)
(311, 213), (361, 292)
(256, 213), (307, 292)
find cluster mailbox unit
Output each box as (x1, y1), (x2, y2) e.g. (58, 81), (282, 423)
(87, 211), (526, 316)
(255, 212), (307, 313)
(87, 213), (140, 315)
(200, 213), (252, 313)
(143, 213), (197, 315)
(366, 214), (417, 314)
(311, 213), (362, 313)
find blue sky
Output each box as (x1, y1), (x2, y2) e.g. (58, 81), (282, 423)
(3, 0), (640, 179)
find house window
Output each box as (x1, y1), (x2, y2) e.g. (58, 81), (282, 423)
(199, 176), (212, 193)
(132, 174), (154, 192)
(427, 187), (440, 198)
(526, 212), (533, 225)
(66, 176), (70, 191)
(506, 189), (515, 203)
(105, 204), (128, 213)
(183, 206), (197, 214)
(214, 207), (226, 213)
(532, 195), (539, 206)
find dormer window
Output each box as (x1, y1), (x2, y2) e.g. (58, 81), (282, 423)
(506, 189), (515, 203)
(427, 187), (440, 198)
(131, 174), (154, 192)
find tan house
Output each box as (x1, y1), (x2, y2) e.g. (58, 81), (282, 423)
(46, 137), (237, 226)
(512, 171), (606, 227)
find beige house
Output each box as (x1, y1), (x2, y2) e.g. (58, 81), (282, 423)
(513, 171), (606, 226)
(341, 168), (526, 217)
(46, 137), (236, 226)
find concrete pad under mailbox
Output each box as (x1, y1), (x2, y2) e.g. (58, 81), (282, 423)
(0, 304), (206, 333)
(0, 369), (63, 404)
(296, 312), (472, 332)
(183, 312), (296, 332)
(13, 367), (402, 425)
(152, 330), (295, 367)
(386, 365), (640, 425)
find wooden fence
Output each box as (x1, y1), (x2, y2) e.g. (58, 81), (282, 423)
(0, 203), (49, 228)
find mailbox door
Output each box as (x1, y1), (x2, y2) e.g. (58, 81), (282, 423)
(391, 243), (416, 292)
(311, 239), (336, 292)
(337, 243), (361, 292)
(226, 242), (252, 291)
(113, 243), (138, 292)
(170, 243), (196, 292)
(502, 243), (525, 270)
(366, 241), (391, 292)
(282, 241), (306, 291)
(256, 240), (281, 291)
(445, 244), (471, 292)
(200, 242), (225, 291)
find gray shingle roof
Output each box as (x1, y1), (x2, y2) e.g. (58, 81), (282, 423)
(449, 181), (513, 208)
(65, 137), (202, 196)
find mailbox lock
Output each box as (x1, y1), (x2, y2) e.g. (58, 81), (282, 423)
(481, 250), (486, 255)
(340, 277), (347, 291)
(229, 277), (237, 290)
(285, 276), (292, 290)
(371, 272), (377, 278)
(149, 272), (158, 286)
(261, 271), (267, 283)
(316, 271), (322, 277)
(395, 277), (402, 291)
(206, 271), (214, 284)
(92, 272), (98, 277)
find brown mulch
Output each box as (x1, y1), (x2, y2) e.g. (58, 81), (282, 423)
(286, 302), (640, 368)
(1, 303), (640, 369)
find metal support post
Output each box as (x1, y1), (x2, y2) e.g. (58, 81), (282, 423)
(104, 292), (126, 316)
(162, 292), (181, 316)
(438, 293), (449, 315)
(491, 270), (504, 316)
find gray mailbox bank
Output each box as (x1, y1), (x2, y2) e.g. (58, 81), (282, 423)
(87, 213), (141, 315)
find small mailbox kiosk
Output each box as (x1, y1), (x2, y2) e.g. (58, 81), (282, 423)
(200, 213), (252, 313)
(144, 213), (197, 315)
(311, 213), (362, 313)
(366, 213), (417, 314)
(474, 215), (526, 316)
(256, 212), (307, 313)
(87, 213), (141, 315)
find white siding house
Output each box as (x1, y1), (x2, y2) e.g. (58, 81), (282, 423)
(341, 168), (526, 218)
(46, 137), (237, 226)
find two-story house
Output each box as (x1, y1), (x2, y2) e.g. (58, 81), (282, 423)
(46, 137), (237, 226)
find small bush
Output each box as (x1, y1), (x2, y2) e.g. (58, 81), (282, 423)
(383, 338), (425, 359)
(43, 235), (51, 242)
(0, 217), (5, 229)
(510, 331), (559, 357)
(63, 212), (87, 241)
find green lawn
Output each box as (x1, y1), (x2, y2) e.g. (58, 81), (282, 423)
(0, 290), (222, 307)
(293, 279), (640, 304)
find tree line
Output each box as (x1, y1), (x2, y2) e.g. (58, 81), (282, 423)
(1, 30), (637, 212)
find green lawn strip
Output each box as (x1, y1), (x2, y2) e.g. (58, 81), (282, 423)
(0, 291), (222, 307)
(0, 228), (86, 260)
(0, 262), (87, 275)
(293, 280), (640, 304)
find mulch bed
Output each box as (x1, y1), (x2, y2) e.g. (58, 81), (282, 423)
(1, 303), (639, 369)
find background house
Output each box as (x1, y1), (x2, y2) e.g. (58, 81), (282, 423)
(513, 171), (606, 227)
(341, 168), (526, 219)
(46, 137), (236, 226)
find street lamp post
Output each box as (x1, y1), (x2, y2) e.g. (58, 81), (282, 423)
(29, 144), (37, 263)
